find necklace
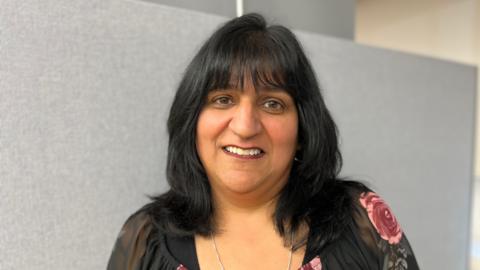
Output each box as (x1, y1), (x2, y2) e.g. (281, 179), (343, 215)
(210, 231), (294, 270)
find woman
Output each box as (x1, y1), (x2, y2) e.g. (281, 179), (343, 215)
(107, 14), (419, 270)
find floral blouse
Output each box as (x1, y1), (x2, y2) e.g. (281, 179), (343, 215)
(107, 192), (419, 270)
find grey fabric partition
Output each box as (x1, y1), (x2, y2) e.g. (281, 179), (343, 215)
(1, 1), (224, 269)
(295, 32), (476, 270)
(244, 0), (355, 39)
(0, 1), (475, 269)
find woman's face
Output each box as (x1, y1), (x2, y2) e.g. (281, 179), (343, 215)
(196, 77), (298, 201)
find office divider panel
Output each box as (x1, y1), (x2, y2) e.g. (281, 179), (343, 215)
(297, 32), (476, 270)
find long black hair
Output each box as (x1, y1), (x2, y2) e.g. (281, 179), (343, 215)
(146, 13), (368, 253)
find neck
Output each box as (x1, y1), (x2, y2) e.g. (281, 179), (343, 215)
(211, 188), (280, 234)
(195, 190), (308, 270)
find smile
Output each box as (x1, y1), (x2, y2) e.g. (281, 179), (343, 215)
(223, 146), (264, 159)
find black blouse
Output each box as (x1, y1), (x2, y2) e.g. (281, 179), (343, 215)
(107, 192), (419, 270)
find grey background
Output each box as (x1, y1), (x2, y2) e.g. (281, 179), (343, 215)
(0, 0), (475, 269)
(141, 0), (237, 18)
(244, 0), (354, 39)
(0, 1), (224, 269)
(141, 0), (355, 39)
(296, 32), (476, 269)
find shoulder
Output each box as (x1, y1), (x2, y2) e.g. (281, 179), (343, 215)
(355, 191), (403, 245)
(107, 209), (155, 270)
(107, 204), (188, 270)
(305, 180), (419, 269)
(117, 209), (154, 248)
(318, 181), (420, 269)
(352, 190), (419, 269)
(304, 180), (368, 254)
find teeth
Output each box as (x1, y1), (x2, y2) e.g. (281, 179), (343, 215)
(225, 146), (262, 156)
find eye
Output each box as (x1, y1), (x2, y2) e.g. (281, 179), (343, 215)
(212, 95), (234, 107)
(263, 99), (285, 113)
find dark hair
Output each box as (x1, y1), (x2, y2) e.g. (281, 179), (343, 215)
(146, 13), (367, 252)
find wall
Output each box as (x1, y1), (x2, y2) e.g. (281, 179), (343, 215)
(0, 1), (224, 269)
(356, 1), (479, 268)
(140, 0), (355, 39)
(140, 0), (236, 17)
(298, 31), (475, 269)
(356, 0), (478, 65)
(244, 0), (355, 39)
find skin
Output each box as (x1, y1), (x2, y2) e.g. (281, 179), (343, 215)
(195, 77), (306, 269)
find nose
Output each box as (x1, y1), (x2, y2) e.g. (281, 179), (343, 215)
(228, 100), (262, 139)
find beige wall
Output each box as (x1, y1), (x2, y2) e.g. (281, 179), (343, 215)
(356, 0), (479, 269)
(356, 0), (478, 65)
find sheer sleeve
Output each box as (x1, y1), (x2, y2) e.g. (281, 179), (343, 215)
(354, 191), (420, 270)
(107, 211), (153, 270)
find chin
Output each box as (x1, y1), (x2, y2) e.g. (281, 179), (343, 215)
(218, 174), (266, 194)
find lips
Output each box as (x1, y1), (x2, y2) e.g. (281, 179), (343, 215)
(222, 145), (265, 159)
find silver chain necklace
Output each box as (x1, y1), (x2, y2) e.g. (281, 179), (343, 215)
(210, 231), (294, 270)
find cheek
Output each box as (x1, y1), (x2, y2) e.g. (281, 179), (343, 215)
(196, 112), (213, 152)
(265, 116), (299, 152)
(196, 110), (229, 152)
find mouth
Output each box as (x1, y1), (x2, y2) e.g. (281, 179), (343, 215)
(222, 145), (265, 159)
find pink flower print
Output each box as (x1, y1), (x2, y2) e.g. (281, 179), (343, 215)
(299, 256), (322, 270)
(177, 264), (188, 270)
(359, 192), (403, 245)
